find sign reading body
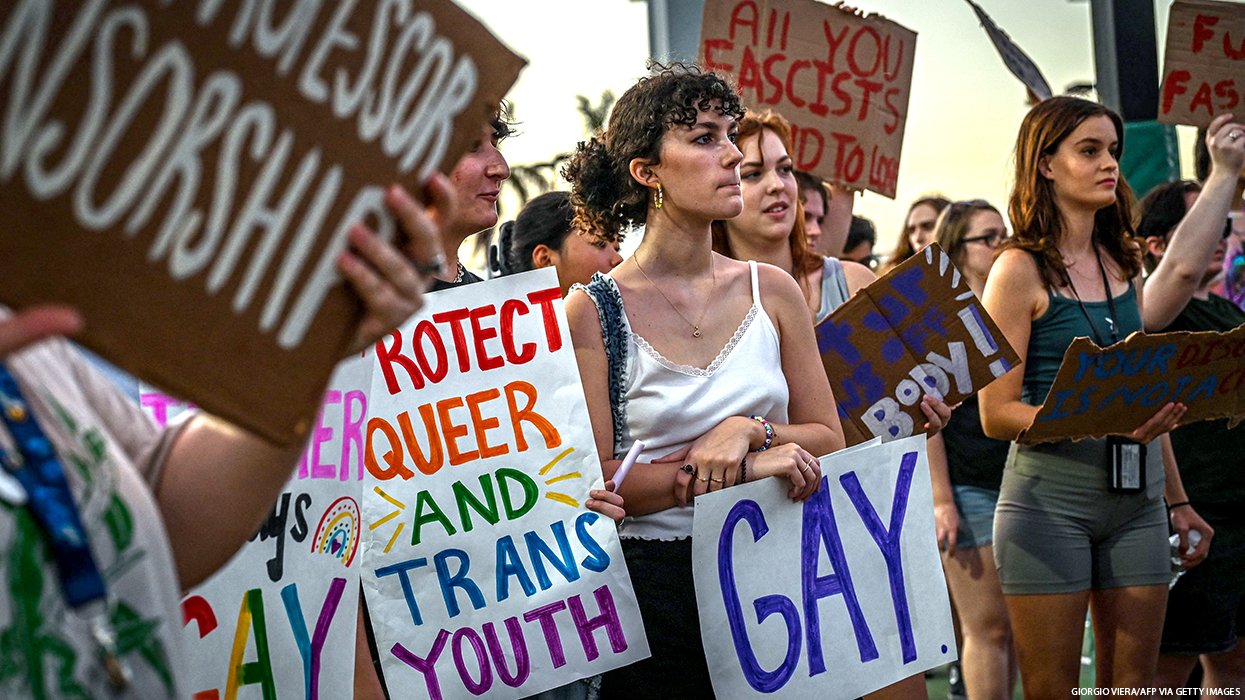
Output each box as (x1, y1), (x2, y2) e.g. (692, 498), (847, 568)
(692, 436), (956, 699)
(816, 244), (1019, 446)
(1159, 0), (1245, 128)
(699, 0), (917, 197)
(142, 356), (369, 700)
(361, 269), (649, 700)
(1019, 326), (1245, 444)
(0, 1), (525, 444)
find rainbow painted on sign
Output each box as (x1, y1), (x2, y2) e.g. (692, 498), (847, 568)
(311, 497), (361, 568)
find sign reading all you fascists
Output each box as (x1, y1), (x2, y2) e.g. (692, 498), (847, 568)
(361, 269), (649, 700)
(816, 245), (1019, 446)
(1159, 0), (1245, 128)
(1019, 326), (1245, 444)
(692, 436), (955, 699)
(0, 1), (524, 444)
(700, 0), (917, 197)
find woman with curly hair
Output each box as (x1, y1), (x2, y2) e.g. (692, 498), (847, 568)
(563, 65), (844, 698)
(978, 96), (1212, 695)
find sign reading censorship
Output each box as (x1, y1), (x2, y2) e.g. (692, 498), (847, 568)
(700, 0), (917, 197)
(362, 270), (649, 700)
(1159, 0), (1245, 128)
(816, 245), (1019, 446)
(0, 1), (525, 444)
(1020, 326), (1245, 444)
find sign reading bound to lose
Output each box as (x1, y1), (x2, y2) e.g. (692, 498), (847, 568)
(361, 269), (649, 700)
(142, 356), (370, 700)
(0, 1), (525, 444)
(692, 436), (956, 699)
(1159, 0), (1245, 128)
(1019, 326), (1245, 444)
(699, 0), (917, 198)
(816, 244), (1020, 446)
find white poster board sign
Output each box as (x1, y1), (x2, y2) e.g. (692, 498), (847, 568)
(692, 436), (954, 699)
(361, 269), (649, 700)
(141, 356), (368, 699)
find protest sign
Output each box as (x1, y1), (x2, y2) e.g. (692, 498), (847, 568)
(360, 269), (648, 700)
(692, 435), (955, 699)
(699, 0), (916, 197)
(816, 244), (1019, 446)
(0, 1), (525, 445)
(1019, 326), (1245, 444)
(142, 356), (369, 699)
(1158, 0), (1245, 128)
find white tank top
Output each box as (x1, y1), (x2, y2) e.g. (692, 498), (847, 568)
(610, 261), (790, 540)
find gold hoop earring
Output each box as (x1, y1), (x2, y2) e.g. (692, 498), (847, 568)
(654, 184), (663, 209)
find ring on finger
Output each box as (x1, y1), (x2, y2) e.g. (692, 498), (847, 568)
(710, 476), (725, 484)
(681, 464), (695, 475)
(1231, 130), (1242, 141)
(413, 252), (447, 277)
(698, 475), (710, 483)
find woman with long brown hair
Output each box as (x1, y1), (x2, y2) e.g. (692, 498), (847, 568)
(979, 96), (1212, 695)
(879, 195), (951, 274)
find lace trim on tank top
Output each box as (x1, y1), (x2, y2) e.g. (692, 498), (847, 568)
(629, 304), (760, 378)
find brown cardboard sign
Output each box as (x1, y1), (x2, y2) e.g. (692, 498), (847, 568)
(1158, 0), (1245, 128)
(1018, 327), (1245, 444)
(700, 0), (917, 198)
(816, 244), (1020, 446)
(0, 1), (525, 445)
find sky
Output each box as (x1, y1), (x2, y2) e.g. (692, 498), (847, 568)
(456, 0), (1208, 255)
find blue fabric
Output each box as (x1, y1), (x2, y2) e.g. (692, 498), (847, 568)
(576, 274), (630, 459)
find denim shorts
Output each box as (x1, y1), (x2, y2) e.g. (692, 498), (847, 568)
(1161, 517), (1245, 655)
(952, 484), (1000, 549)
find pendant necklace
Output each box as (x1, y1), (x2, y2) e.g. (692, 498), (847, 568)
(633, 254), (715, 338)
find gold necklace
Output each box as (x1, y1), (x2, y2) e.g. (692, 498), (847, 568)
(632, 254), (715, 338)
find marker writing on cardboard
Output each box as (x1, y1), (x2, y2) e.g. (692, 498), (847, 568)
(610, 440), (645, 493)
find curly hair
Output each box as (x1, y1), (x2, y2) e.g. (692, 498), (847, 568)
(1005, 96), (1141, 288)
(562, 63), (744, 243)
(712, 110), (820, 280)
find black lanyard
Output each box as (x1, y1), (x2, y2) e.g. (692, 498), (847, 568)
(1066, 245), (1121, 347)
(0, 364), (130, 689)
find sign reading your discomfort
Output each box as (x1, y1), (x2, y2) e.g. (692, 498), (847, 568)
(0, 0), (524, 444)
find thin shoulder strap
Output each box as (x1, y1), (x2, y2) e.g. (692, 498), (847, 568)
(749, 260), (761, 305)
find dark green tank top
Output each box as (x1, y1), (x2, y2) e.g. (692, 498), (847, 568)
(1021, 283), (1140, 406)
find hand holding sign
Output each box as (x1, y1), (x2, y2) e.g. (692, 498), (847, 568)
(0, 305), (83, 357)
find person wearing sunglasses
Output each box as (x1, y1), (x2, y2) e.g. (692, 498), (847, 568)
(1138, 113), (1245, 693)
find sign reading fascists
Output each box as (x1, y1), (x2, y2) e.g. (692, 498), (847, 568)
(816, 244), (1019, 446)
(699, 0), (916, 198)
(0, 0), (525, 444)
(1159, 0), (1245, 128)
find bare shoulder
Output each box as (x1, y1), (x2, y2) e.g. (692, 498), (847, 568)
(991, 248), (1044, 287)
(565, 287), (605, 351)
(839, 259), (877, 296)
(752, 260), (806, 306)
(986, 248), (1047, 315)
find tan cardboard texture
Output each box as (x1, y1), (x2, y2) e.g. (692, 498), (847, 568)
(700, 0), (916, 198)
(1018, 327), (1245, 444)
(0, 1), (525, 445)
(1159, 0), (1245, 128)
(816, 244), (1020, 446)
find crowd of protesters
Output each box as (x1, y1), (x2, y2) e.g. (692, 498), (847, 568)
(3, 53), (1244, 700)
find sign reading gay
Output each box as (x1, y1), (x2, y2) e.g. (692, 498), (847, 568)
(142, 357), (370, 700)
(1159, 0), (1245, 128)
(692, 436), (955, 699)
(0, 1), (525, 445)
(816, 245), (1019, 446)
(361, 269), (649, 700)
(699, 0), (916, 197)
(1019, 326), (1245, 444)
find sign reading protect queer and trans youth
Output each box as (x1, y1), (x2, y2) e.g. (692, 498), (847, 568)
(1019, 326), (1245, 444)
(0, 1), (525, 445)
(1159, 0), (1245, 128)
(816, 245), (1019, 446)
(699, 0), (916, 197)
(361, 269), (648, 700)
(692, 436), (956, 699)
(142, 357), (369, 700)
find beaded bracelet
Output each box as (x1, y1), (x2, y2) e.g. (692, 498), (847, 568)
(750, 415), (774, 452)
(1166, 500), (1191, 512)
(737, 457), (748, 486)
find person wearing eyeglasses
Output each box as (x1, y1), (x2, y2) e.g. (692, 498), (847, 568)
(927, 199), (1017, 700)
(1138, 114), (1245, 693)
(978, 96), (1212, 695)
